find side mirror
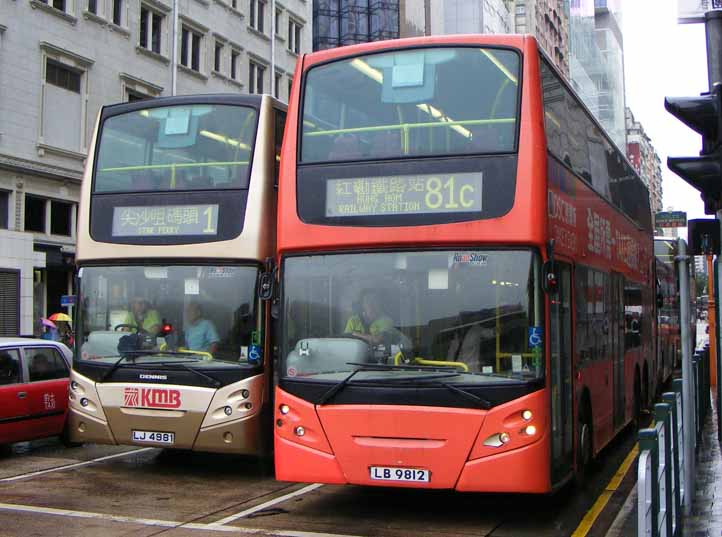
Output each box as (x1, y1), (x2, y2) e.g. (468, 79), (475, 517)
(258, 272), (274, 301)
(542, 260), (558, 293)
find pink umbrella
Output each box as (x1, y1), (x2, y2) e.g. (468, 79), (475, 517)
(40, 318), (56, 328)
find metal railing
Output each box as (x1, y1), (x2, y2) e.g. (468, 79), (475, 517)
(637, 345), (712, 537)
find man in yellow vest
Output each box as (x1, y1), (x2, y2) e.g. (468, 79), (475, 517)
(344, 289), (394, 345)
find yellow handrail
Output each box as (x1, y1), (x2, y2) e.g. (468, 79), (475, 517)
(393, 352), (469, 372)
(176, 347), (213, 361)
(304, 118), (516, 137)
(99, 160), (249, 173)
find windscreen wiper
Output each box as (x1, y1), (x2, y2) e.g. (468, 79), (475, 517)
(101, 355), (135, 382)
(318, 362), (464, 406)
(418, 378), (493, 410)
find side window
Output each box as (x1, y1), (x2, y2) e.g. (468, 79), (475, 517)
(26, 348), (69, 382)
(624, 281), (642, 350)
(575, 265), (591, 363)
(0, 349), (20, 385)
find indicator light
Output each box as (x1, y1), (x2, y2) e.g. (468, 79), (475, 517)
(499, 432), (510, 444)
(241, 389), (250, 399)
(276, 419), (283, 427)
(522, 410), (533, 421)
(525, 425), (537, 436)
(224, 406), (232, 416)
(245, 402), (253, 410)
(279, 404), (290, 415)
(294, 426), (305, 437)
(80, 398), (89, 407)
(70, 381), (79, 391)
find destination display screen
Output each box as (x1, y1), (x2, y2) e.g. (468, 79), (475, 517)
(325, 172), (483, 217)
(112, 204), (219, 237)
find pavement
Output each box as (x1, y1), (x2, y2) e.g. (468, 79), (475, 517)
(606, 389), (722, 537)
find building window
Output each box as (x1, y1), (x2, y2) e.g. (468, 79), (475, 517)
(87, 0), (97, 14)
(46, 60), (81, 93)
(275, 8), (282, 35)
(112, 0), (122, 25)
(139, 6), (163, 54)
(230, 49), (239, 80)
(0, 191), (8, 230)
(181, 26), (202, 72)
(51, 201), (72, 236)
(214, 42), (223, 72)
(288, 19), (301, 54)
(41, 0), (68, 12)
(250, 0), (265, 33)
(274, 71), (281, 98)
(127, 89), (150, 102)
(231, 0), (236, 8)
(25, 196), (46, 233)
(288, 77), (292, 98)
(249, 60), (264, 94)
(41, 49), (88, 153)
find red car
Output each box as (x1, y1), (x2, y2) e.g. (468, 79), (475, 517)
(0, 338), (73, 446)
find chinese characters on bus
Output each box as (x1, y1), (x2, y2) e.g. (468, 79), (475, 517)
(112, 204), (219, 237)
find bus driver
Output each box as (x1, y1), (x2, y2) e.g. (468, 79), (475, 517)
(344, 289), (394, 346)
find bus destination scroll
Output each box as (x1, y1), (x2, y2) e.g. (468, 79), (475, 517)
(112, 204), (219, 237)
(325, 172), (483, 217)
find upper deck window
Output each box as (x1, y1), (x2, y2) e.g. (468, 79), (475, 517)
(94, 104), (258, 193)
(301, 47), (520, 163)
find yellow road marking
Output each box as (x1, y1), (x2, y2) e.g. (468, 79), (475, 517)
(571, 444), (639, 537)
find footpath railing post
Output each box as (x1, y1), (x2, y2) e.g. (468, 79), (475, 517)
(672, 378), (686, 510)
(639, 428), (660, 537)
(655, 403), (673, 537)
(693, 353), (700, 438)
(663, 391), (683, 534)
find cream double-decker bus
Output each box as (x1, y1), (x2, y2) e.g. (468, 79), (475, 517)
(68, 94), (285, 454)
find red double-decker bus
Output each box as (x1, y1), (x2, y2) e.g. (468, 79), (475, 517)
(274, 35), (654, 492)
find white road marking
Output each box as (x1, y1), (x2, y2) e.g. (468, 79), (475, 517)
(211, 483), (323, 526)
(0, 502), (364, 537)
(0, 448), (154, 483)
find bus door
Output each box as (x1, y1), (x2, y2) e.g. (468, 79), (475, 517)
(550, 262), (573, 483)
(611, 273), (625, 430)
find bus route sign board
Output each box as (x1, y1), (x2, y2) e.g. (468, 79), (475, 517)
(678, 0), (722, 23)
(655, 211), (687, 228)
(112, 204), (219, 237)
(325, 172), (483, 218)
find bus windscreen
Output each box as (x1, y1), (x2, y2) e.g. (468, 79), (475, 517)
(301, 47), (520, 163)
(94, 104), (258, 193)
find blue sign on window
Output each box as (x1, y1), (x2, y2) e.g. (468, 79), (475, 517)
(528, 327), (543, 349)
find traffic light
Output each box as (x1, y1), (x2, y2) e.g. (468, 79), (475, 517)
(665, 84), (722, 214)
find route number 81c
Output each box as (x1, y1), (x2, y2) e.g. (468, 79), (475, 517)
(425, 177), (476, 210)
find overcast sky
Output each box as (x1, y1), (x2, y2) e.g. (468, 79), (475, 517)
(622, 0), (710, 222)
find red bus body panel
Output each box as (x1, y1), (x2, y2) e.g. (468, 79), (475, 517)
(275, 387), (551, 492)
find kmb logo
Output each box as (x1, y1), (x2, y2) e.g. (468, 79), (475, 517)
(123, 387), (181, 409)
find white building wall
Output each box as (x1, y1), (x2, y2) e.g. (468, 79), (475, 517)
(0, 230), (43, 335)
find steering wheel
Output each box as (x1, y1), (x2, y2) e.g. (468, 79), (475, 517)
(113, 323), (147, 334)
